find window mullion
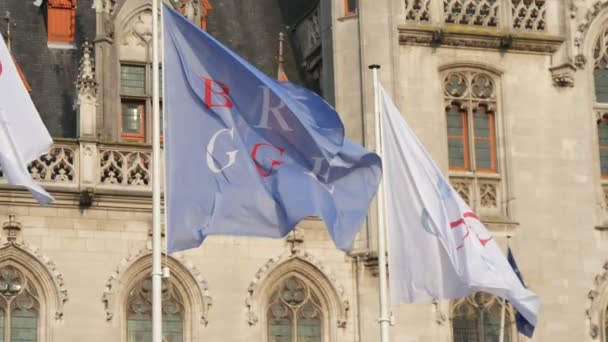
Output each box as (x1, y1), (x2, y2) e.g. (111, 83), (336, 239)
(479, 309), (485, 342)
(5, 300), (11, 342)
(468, 103), (481, 212)
(293, 307), (298, 342)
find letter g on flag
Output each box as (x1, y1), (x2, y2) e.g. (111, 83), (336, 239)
(206, 128), (238, 173)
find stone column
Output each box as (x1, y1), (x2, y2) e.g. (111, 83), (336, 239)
(75, 41), (99, 192)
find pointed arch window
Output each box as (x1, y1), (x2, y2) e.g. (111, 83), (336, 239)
(595, 29), (608, 182)
(0, 265), (40, 342)
(444, 69), (505, 217)
(452, 292), (513, 342)
(595, 27), (608, 104)
(126, 277), (183, 342)
(445, 72), (497, 173)
(267, 276), (324, 342)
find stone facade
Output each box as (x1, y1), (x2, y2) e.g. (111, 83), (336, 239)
(1, 0), (608, 341)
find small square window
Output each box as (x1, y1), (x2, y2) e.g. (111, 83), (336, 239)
(121, 100), (146, 142)
(121, 65), (146, 95)
(345, 0), (358, 16)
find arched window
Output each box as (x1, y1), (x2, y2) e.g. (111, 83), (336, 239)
(126, 276), (184, 342)
(443, 68), (505, 217)
(444, 71), (497, 173)
(595, 28), (608, 179)
(118, 8), (163, 143)
(452, 292), (513, 342)
(0, 265), (40, 342)
(266, 275), (324, 342)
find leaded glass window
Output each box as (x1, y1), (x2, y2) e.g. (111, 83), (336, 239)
(267, 276), (323, 342)
(599, 119), (608, 177)
(452, 292), (512, 342)
(444, 72), (498, 173)
(127, 277), (184, 342)
(0, 266), (40, 342)
(595, 28), (608, 104)
(119, 64), (163, 143)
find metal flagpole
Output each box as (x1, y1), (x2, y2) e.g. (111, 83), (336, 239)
(499, 298), (506, 342)
(369, 64), (390, 342)
(151, 0), (162, 341)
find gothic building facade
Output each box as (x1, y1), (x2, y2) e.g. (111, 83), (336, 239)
(0, 0), (607, 341)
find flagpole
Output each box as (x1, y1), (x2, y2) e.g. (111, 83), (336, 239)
(369, 64), (390, 342)
(499, 298), (506, 342)
(151, 0), (163, 341)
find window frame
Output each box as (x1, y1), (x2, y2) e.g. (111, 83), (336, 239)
(119, 62), (163, 143)
(447, 105), (471, 172)
(125, 276), (185, 342)
(472, 107), (498, 173)
(444, 72), (499, 175)
(261, 271), (332, 342)
(443, 67), (506, 217)
(344, 0), (358, 17)
(451, 292), (516, 342)
(266, 275), (325, 342)
(0, 265), (41, 342)
(598, 118), (608, 179)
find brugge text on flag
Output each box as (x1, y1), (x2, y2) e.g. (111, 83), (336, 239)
(162, 5), (382, 253)
(379, 85), (540, 328)
(0, 35), (54, 204)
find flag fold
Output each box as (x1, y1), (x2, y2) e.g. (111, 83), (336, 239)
(0, 35), (54, 204)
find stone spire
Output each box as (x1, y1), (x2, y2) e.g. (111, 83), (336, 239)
(277, 32), (288, 82)
(76, 41), (97, 96)
(75, 40), (98, 140)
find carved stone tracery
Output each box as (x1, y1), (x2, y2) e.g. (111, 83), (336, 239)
(0, 234), (69, 322)
(511, 0), (546, 31)
(246, 249), (350, 330)
(99, 149), (151, 187)
(405, 0), (431, 22)
(102, 248), (212, 326)
(444, 0), (500, 27)
(587, 261), (608, 340)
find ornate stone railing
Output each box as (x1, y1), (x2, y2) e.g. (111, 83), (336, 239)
(401, 0), (560, 54)
(0, 140), (79, 190)
(97, 145), (153, 191)
(0, 140), (161, 197)
(450, 174), (502, 216)
(450, 174), (518, 233)
(405, 0), (546, 31)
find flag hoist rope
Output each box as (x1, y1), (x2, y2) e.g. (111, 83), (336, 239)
(369, 64), (391, 342)
(152, 0), (162, 341)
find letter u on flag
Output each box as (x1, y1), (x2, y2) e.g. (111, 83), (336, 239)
(162, 5), (381, 253)
(379, 85), (539, 329)
(0, 34), (54, 205)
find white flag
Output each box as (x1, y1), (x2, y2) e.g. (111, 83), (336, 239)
(379, 85), (539, 327)
(0, 37), (54, 204)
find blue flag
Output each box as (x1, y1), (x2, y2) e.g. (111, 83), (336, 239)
(507, 247), (535, 338)
(162, 5), (382, 253)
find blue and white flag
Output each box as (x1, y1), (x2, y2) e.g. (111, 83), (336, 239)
(0, 33), (54, 204)
(379, 85), (540, 328)
(162, 5), (381, 253)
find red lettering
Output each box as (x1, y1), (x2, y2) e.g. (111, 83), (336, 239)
(451, 211), (492, 249)
(251, 143), (285, 177)
(0, 60), (3, 76)
(203, 77), (233, 109)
